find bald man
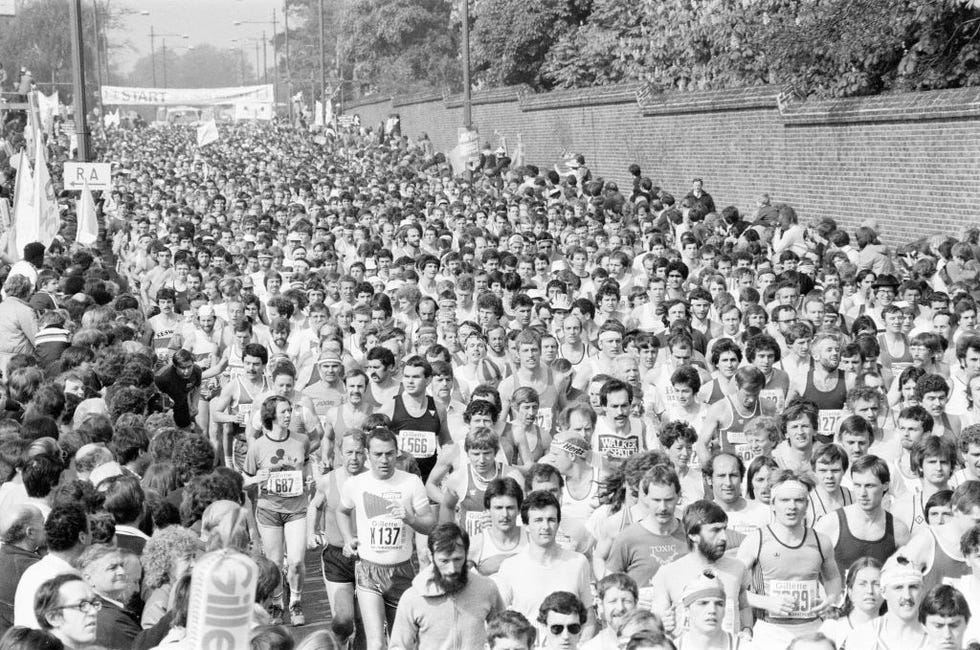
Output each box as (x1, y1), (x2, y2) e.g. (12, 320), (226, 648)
(0, 504), (44, 635)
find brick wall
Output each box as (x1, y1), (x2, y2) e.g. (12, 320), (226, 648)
(344, 85), (980, 243)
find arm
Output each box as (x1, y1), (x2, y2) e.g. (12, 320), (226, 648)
(812, 512), (839, 548)
(438, 485), (460, 525)
(424, 443), (458, 503)
(387, 591), (420, 650)
(209, 381), (238, 425)
(306, 476), (328, 548)
(814, 531), (843, 614)
(336, 504), (358, 555)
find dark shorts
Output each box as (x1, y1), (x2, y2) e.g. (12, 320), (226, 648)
(321, 544), (356, 584)
(255, 507), (306, 527)
(354, 558), (417, 608)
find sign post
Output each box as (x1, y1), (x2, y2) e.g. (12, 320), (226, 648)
(63, 162), (111, 191)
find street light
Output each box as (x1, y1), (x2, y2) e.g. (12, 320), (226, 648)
(233, 14), (280, 89)
(231, 38), (263, 85)
(137, 13), (187, 87)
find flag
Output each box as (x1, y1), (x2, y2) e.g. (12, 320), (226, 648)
(75, 181), (98, 246)
(324, 99), (333, 125)
(11, 147), (34, 259)
(37, 92), (58, 134)
(314, 101), (324, 127)
(33, 134), (60, 246)
(196, 120), (219, 147)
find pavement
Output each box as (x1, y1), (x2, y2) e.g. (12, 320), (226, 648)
(285, 549), (333, 642)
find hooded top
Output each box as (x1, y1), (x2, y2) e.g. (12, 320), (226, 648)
(388, 563), (505, 650)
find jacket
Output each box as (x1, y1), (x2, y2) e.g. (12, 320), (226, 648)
(389, 564), (504, 650)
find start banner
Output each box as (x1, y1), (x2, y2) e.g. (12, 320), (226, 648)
(101, 84), (273, 106)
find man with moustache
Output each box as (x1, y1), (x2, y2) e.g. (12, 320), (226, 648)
(389, 522), (504, 650)
(651, 500), (754, 643)
(580, 574), (638, 650)
(841, 554), (928, 649)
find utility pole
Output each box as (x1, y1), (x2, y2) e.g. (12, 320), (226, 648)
(262, 29), (268, 84)
(150, 25), (157, 87)
(272, 9), (279, 112)
(461, 0), (472, 129)
(318, 0), (325, 107)
(284, 1), (292, 121)
(69, 0), (90, 161)
(162, 39), (167, 88)
(92, 2), (104, 113)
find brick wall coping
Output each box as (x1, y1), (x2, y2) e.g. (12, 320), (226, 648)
(343, 95), (391, 110)
(637, 85), (777, 116)
(518, 83), (646, 111)
(779, 86), (980, 125)
(344, 83), (980, 126)
(444, 85), (531, 109)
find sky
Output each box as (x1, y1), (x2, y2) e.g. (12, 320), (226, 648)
(108, 0), (285, 77)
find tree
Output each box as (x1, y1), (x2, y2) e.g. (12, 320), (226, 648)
(471, 0), (591, 89)
(126, 45), (250, 89)
(340, 0), (459, 96)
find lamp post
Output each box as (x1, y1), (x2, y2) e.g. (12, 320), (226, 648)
(69, 0), (90, 160)
(147, 27), (187, 87)
(232, 38), (263, 84)
(461, 0), (472, 130)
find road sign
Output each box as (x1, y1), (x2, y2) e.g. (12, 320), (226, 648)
(63, 162), (111, 191)
(0, 0), (15, 16)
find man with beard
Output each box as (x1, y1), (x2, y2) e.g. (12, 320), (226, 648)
(787, 331), (849, 444)
(389, 522), (504, 650)
(813, 454), (909, 578)
(307, 430), (369, 646)
(651, 500), (753, 643)
(841, 554), (927, 649)
(580, 574), (638, 650)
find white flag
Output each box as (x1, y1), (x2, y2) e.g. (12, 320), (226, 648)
(75, 181), (98, 246)
(38, 92), (58, 133)
(196, 120), (219, 147)
(324, 99), (333, 125)
(314, 101), (324, 126)
(10, 148), (34, 260)
(33, 134), (60, 246)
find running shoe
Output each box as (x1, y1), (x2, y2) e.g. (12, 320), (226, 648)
(290, 602), (305, 626)
(269, 603), (284, 626)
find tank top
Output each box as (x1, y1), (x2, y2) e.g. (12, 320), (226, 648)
(515, 368), (561, 435)
(754, 526), (825, 624)
(676, 633), (739, 650)
(802, 368), (848, 410)
(807, 487), (852, 525)
(456, 463), (500, 537)
(593, 417), (645, 477)
(719, 396), (760, 462)
(561, 465), (600, 524)
(833, 509), (897, 578)
(473, 529), (527, 576)
(390, 394), (442, 482)
(877, 333), (913, 371)
(705, 377), (729, 405)
(759, 371), (790, 414)
(922, 527), (970, 595)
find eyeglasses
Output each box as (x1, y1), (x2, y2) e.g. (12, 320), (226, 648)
(549, 623), (582, 636)
(56, 599), (102, 614)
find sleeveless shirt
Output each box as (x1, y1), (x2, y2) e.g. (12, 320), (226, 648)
(833, 508), (897, 578)
(719, 396), (760, 462)
(390, 394), (442, 482)
(922, 527), (970, 595)
(754, 526), (825, 624)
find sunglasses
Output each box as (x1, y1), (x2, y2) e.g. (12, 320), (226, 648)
(549, 623), (582, 636)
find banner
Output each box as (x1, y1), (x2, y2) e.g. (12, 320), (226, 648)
(11, 147), (34, 259)
(101, 84), (273, 106)
(233, 102), (273, 121)
(196, 120), (219, 147)
(33, 134), (60, 246)
(75, 181), (98, 246)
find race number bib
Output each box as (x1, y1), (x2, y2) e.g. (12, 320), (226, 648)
(890, 361), (912, 375)
(369, 519), (404, 551)
(312, 399), (331, 431)
(758, 389), (785, 414)
(818, 409), (848, 441)
(734, 443), (755, 462)
(236, 403), (252, 425)
(266, 470), (303, 497)
(464, 510), (490, 537)
(536, 407), (554, 434)
(769, 579), (818, 619)
(398, 430), (437, 459)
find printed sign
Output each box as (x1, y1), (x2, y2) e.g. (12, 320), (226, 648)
(63, 162), (111, 191)
(186, 550), (258, 650)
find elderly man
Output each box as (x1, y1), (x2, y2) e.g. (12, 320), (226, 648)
(15, 502), (90, 628)
(842, 554), (927, 648)
(78, 544), (141, 650)
(0, 504), (44, 636)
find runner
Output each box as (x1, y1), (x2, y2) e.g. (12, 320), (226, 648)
(307, 429), (368, 645)
(211, 342), (269, 470)
(337, 427), (435, 650)
(243, 394), (312, 626)
(735, 470), (842, 649)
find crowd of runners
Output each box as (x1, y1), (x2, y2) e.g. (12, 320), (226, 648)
(0, 115), (977, 650)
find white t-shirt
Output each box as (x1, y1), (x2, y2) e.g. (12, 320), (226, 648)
(493, 547), (593, 624)
(339, 469), (428, 565)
